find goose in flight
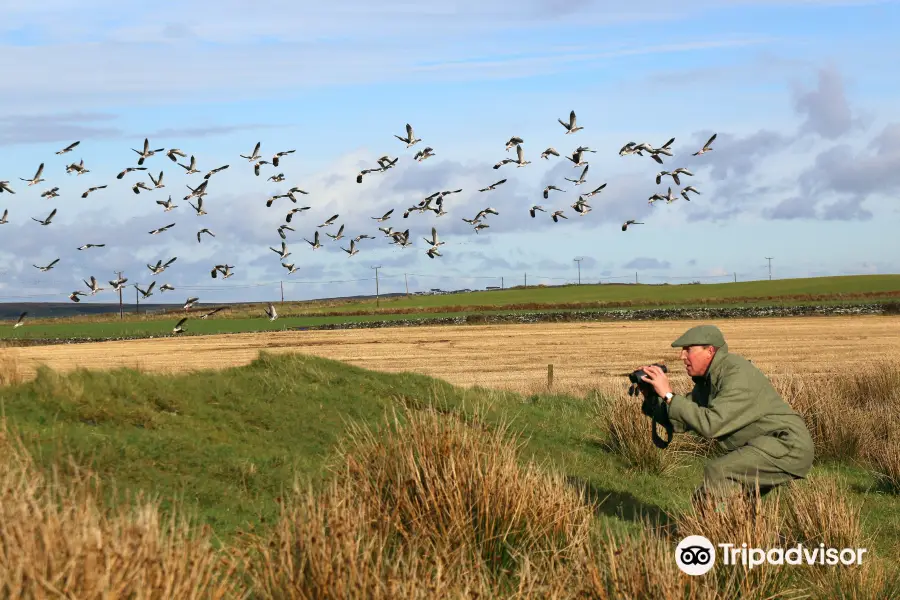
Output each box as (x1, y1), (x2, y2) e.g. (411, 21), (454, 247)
(200, 306), (227, 319)
(33, 258), (60, 272)
(109, 276), (128, 291)
(189, 198), (207, 215)
(558, 110), (583, 134)
(282, 262), (299, 274)
(266, 194), (290, 208)
(529, 205), (546, 218)
(356, 168), (382, 183)
(304, 231), (322, 249)
(622, 219), (644, 231)
(473, 223), (490, 233)
(66, 160), (89, 175)
(210, 264), (234, 279)
(20, 163), (45, 186)
(137, 281), (156, 299)
(84, 276), (104, 295)
(0, 181), (14, 194)
(413, 147), (435, 161)
(183, 297), (200, 310)
(543, 185), (565, 199)
(505, 136), (523, 151)
(148, 171), (165, 188)
(167, 148), (187, 162)
(426, 247), (442, 259)
(117, 167), (147, 179)
(287, 186), (309, 199)
(56, 141), (80, 155)
(184, 180), (208, 200)
(272, 150), (295, 167)
(149, 223), (176, 235)
(264, 302), (278, 321)
(475, 207), (499, 221)
(551, 210), (567, 223)
(317, 214), (339, 228)
(583, 183), (607, 198)
(564, 164), (589, 185)
(179, 155), (200, 174)
(671, 167), (694, 184)
(341, 240), (359, 256)
(81, 185), (107, 198)
(423, 227), (444, 248)
(277, 224), (295, 240)
(197, 228), (215, 242)
(173, 317), (188, 334)
(132, 181), (152, 194)
(378, 226), (394, 237)
(572, 200), (592, 216)
(285, 207), (310, 223)
(681, 186), (701, 201)
(77, 243), (105, 250)
(541, 147), (560, 159)
(13, 312), (27, 328)
(157, 196), (178, 211)
(159, 283), (175, 292)
(148, 257), (177, 274)
(204, 165), (229, 180)
(0, 209), (7, 224)
(377, 155), (399, 170)
(41, 187), (60, 199)
(372, 209), (394, 222)
(32, 208), (57, 226)
(69, 290), (87, 303)
(240, 142), (262, 161)
(353, 233), (375, 242)
(478, 179), (507, 192)
(270, 241), (291, 259)
(693, 133), (717, 156)
(132, 138), (165, 165)
(253, 160), (271, 176)
(566, 148), (587, 166)
(394, 123), (422, 147)
(326, 224), (345, 240)
(514, 144), (530, 167)
(268, 173), (285, 182)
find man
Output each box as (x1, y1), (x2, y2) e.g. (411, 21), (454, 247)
(637, 324), (815, 504)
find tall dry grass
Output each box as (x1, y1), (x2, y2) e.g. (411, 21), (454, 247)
(0, 345), (23, 386)
(0, 419), (241, 599)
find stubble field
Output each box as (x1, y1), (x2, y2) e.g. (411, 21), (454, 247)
(9, 315), (900, 394)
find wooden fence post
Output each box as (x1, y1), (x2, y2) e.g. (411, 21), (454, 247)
(547, 364), (554, 388)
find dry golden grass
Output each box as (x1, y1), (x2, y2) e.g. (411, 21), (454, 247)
(0, 419), (240, 599)
(10, 316), (900, 396)
(0, 344), (23, 387)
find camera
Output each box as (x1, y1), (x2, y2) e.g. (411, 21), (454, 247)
(627, 363), (668, 394)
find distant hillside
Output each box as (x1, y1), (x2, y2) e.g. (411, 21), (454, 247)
(0, 292), (410, 320)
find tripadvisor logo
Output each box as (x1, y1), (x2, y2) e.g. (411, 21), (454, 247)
(675, 535), (868, 575)
(676, 535), (716, 575)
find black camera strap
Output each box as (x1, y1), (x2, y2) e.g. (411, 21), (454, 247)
(651, 412), (673, 449)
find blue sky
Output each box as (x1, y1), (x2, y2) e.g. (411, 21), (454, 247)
(0, 0), (898, 304)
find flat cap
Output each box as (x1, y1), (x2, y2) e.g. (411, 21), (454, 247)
(670, 324), (726, 348)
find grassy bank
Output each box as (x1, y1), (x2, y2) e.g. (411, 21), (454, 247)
(0, 351), (898, 596)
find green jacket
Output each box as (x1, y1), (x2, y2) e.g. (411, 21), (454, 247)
(645, 343), (814, 476)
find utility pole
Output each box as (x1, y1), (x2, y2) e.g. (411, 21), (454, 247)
(635, 271), (638, 284)
(524, 273), (527, 288)
(280, 281), (284, 304)
(574, 257), (583, 285)
(404, 273), (409, 297)
(734, 272), (737, 283)
(114, 271), (123, 319)
(765, 257), (774, 280)
(501, 276), (504, 290)
(372, 266), (382, 308)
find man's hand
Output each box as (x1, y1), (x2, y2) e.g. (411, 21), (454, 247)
(638, 364), (674, 401)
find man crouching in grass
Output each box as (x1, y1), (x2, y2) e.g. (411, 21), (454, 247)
(636, 324), (815, 511)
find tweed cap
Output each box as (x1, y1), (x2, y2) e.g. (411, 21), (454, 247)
(670, 324), (726, 348)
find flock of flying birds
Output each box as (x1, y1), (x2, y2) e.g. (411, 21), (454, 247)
(1, 112), (718, 333)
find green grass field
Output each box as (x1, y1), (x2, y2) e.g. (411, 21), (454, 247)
(1, 352), (898, 557)
(2, 274), (899, 341)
